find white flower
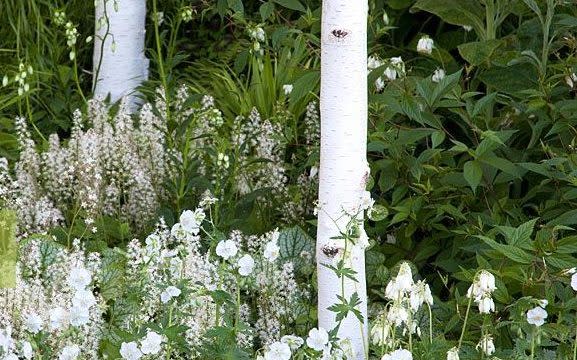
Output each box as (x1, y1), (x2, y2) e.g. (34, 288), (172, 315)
(4, 354), (18, 360)
(446, 347), (459, 360)
(571, 272), (577, 291)
(477, 271), (496, 293)
(370, 319), (391, 346)
(417, 35), (434, 55)
(283, 84), (293, 95)
(387, 303), (409, 326)
(0, 327), (13, 353)
(368, 56), (383, 71)
(58, 345), (81, 360)
(120, 342), (143, 360)
(237, 254), (255, 276)
(306, 327), (329, 351)
(72, 289), (97, 309)
(69, 305), (89, 327)
(264, 341), (291, 360)
(249, 27), (266, 42)
(24, 313), (42, 334)
(478, 295), (495, 314)
(463, 25), (473, 32)
(527, 306), (547, 327)
(382, 348), (413, 360)
(179, 209), (204, 235)
(566, 73), (577, 88)
(384, 66), (397, 81)
(263, 240), (280, 262)
(396, 262), (414, 291)
(20, 341), (33, 359)
(538, 299), (548, 308)
(67, 267), (92, 291)
(49, 307), (69, 331)
(160, 286), (182, 303)
(140, 331), (163, 355)
(476, 334), (495, 356)
(432, 68), (445, 83)
(280, 335), (304, 350)
(216, 240), (238, 260)
(409, 280), (433, 311)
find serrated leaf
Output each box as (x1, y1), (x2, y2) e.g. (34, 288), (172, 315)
(458, 40), (503, 66)
(411, 0), (484, 32)
(259, 2), (275, 21)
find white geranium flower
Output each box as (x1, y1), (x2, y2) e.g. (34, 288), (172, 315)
(476, 335), (495, 356)
(417, 35), (434, 54)
(264, 341), (291, 360)
(216, 240), (238, 260)
(432, 68), (445, 83)
(179, 209), (204, 235)
(58, 344), (81, 360)
(237, 254), (255, 276)
(24, 312), (42, 334)
(72, 289), (96, 309)
(20, 341), (33, 359)
(4, 354), (18, 360)
(571, 272), (577, 291)
(527, 306), (547, 327)
(382, 348), (413, 360)
(67, 267), (92, 291)
(446, 347), (459, 360)
(120, 342), (143, 360)
(263, 240), (280, 262)
(140, 331), (163, 355)
(306, 327), (329, 351)
(69, 305), (89, 327)
(280, 335), (304, 350)
(160, 286), (181, 304)
(49, 307), (69, 331)
(283, 84), (293, 95)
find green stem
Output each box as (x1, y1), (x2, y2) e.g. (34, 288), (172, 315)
(457, 286), (474, 350)
(151, 0), (171, 122)
(572, 324), (577, 360)
(530, 327), (536, 360)
(427, 302), (433, 344)
(72, 53), (86, 104)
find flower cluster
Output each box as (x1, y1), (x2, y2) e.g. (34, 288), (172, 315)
(466, 270), (496, 314)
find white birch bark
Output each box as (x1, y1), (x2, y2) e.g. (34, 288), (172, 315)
(317, 1), (369, 359)
(93, 0), (149, 111)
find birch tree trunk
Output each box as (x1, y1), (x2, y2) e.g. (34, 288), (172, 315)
(317, 1), (369, 359)
(93, 0), (149, 111)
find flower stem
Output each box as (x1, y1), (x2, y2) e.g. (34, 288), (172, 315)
(458, 287), (474, 349)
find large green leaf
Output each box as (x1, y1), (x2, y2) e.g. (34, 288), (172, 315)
(478, 63), (539, 95)
(463, 160), (482, 193)
(411, 0), (485, 33)
(273, 0), (306, 12)
(477, 235), (534, 264)
(458, 40), (504, 66)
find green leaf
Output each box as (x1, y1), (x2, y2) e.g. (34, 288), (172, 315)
(227, 0), (244, 14)
(477, 235), (534, 264)
(458, 40), (504, 66)
(431, 130), (445, 148)
(259, 2), (275, 21)
(478, 63), (539, 96)
(368, 204), (389, 222)
(548, 209), (577, 226)
(273, 0), (306, 12)
(411, 0), (484, 33)
(278, 226), (315, 273)
(463, 160), (482, 193)
(289, 71), (319, 104)
(510, 219), (538, 249)
(478, 154), (521, 178)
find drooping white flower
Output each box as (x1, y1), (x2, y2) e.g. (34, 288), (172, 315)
(58, 344), (81, 360)
(476, 334), (495, 356)
(432, 68), (446, 83)
(368, 56), (383, 71)
(306, 327), (329, 351)
(20, 341), (33, 359)
(478, 295), (495, 314)
(49, 307), (69, 331)
(237, 254), (255, 276)
(140, 331), (163, 355)
(477, 271), (496, 293)
(67, 267), (92, 291)
(264, 341), (291, 360)
(446, 347), (460, 360)
(263, 240), (280, 262)
(527, 306), (547, 327)
(409, 280), (433, 311)
(571, 272), (577, 291)
(69, 305), (89, 327)
(120, 342), (143, 360)
(24, 312), (42, 334)
(280, 335), (304, 350)
(417, 35), (434, 55)
(216, 240), (238, 260)
(566, 73), (577, 88)
(370, 319), (392, 346)
(538, 299), (548, 308)
(283, 84), (293, 95)
(381, 348), (413, 360)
